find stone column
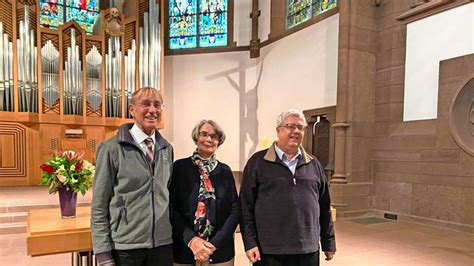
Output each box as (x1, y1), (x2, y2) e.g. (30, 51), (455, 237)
(332, 122), (349, 183)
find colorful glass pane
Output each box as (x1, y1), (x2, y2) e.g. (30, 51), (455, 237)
(199, 0), (227, 13)
(198, 0), (227, 47)
(286, 0), (314, 29)
(40, 0), (65, 29)
(66, 7), (99, 33)
(199, 34), (226, 47)
(314, 0), (337, 16)
(42, 0), (64, 4)
(169, 0), (198, 49)
(169, 0), (228, 49)
(198, 11), (227, 47)
(40, 0), (99, 33)
(169, 13), (197, 38)
(169, 36), (197, 49)
(66, 0), (100, 12)
(170, 0), (197, 16)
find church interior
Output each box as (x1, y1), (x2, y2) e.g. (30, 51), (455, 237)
(0, 0), (473, 265)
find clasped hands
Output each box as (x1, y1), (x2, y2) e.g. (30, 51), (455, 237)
(189, 237), (216, 261)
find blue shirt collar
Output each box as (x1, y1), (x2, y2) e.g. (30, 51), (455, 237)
(274, 143), (302, 162)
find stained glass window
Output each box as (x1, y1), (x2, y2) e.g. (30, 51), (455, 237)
(40, 0), (100, 34)
(169, 0), (228, 50)
(169, 0), (197, 49)
(286, 0), (313, 29)
(40, 0), (65, 29)
(286, 0), (337, 29)
(314, 0), (337, 16)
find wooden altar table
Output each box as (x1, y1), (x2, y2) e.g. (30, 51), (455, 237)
(27, 206), (93, 265)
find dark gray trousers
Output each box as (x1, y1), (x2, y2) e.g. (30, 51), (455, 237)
(112, 244), (173, 266)
(254, 251), (320, 266)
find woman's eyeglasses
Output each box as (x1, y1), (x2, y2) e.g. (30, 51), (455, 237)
(199, 131), (219, 141)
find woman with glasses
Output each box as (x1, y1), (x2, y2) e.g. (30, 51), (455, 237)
(170, 119), (240, 266)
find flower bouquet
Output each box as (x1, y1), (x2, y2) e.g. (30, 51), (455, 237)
(40, 150), (95, 218)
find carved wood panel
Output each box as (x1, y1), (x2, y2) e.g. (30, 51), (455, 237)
(40, 124), (62, 161)
(0, 123), (27, 179)
(61, 139), (87, 154)
(0, 0), (13, 40)
(138, 0), (149, 28)
(83, 126), (105, 163)
(124, 20), (136, 52)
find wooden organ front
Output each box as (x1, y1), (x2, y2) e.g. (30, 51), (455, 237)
(0, 0), (165, 186)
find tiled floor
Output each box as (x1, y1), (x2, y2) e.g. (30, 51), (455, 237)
(1, 219), (473, 265)
(1, 187), (473, 265)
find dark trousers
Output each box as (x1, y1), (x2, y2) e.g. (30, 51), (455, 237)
(112, 244), (173, 266)
(254, 251), (320, 266)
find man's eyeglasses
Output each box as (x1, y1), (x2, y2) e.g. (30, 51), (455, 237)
(199, 131), (219, 141)
(137, 100), (163, 110)
(279, 123), (305, 131)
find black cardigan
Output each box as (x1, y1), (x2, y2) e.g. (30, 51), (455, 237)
(170, 157), (241, 264)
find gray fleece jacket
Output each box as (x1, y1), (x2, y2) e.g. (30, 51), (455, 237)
(91, 123), (173, 263)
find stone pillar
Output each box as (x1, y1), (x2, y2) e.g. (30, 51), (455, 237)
(332, 122), (349, 183)
(331, 0), (377, 216)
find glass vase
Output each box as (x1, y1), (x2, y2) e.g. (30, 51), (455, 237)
(58, 186), (77, 218)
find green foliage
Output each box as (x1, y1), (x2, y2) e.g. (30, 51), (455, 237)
(39, 151), (95, 196)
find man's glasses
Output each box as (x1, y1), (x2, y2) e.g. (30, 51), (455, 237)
(199, 131), (219, 141)
(279, 123), (305, 131)
(137, 100), (163, 110)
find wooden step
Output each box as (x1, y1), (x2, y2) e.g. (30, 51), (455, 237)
(0, 212), (27, 224)
(0, 222), (26, 235)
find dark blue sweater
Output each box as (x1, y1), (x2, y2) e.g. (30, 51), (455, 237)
(240, 144), (336, 254)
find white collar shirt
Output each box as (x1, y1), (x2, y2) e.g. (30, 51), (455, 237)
(130, 124), (156, 155)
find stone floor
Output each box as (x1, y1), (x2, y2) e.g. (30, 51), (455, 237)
(0, 187), (473, 265)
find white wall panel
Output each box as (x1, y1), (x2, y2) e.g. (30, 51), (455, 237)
(404, 3), (474, 121)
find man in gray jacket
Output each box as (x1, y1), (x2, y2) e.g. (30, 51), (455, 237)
(91, 87), (174, 266)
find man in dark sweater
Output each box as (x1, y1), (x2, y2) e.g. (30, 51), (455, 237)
(240, 109), (336, 266)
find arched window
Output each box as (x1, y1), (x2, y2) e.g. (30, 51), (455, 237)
(168, 0), (228, 50)
(286, 0), (337, 29)
(39, 0), (100, 34)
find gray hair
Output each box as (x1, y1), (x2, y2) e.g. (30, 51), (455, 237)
(191, 119), (226, 146)
(276, 109), (307, 127)
(130, 87), (163, 105)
